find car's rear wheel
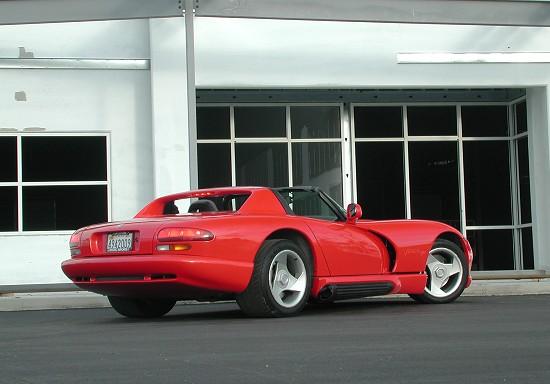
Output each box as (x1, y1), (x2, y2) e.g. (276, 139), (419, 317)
(237, 239), (312, 317)
(409, 239), (468, 304)
(107, 296), (176, 318)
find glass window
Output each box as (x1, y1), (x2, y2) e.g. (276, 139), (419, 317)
(355, 142), (405, 219)
(0, 137), (17, 182)
(0, 187), (17, 231)
(197, 144), (231, 188)
(409, 141), (460, 229)
(517, 138), (532, 223)
(23, 185), (107, 231)
(235, 143), (288, 187)
(407, 106), (457, 136)
(463, 141), (512, 226)
(354, 106), (403, 138)
(467, 229), (514, 270)
(290, 106), (340, 139)
(197, 106), (230, 140)
(277, 189), (338, 221)
(292, 142), (342, 204)
(522, 227), (534, 270)
(461, 106), (508, 137)
(515, 101), (527, 134)
(234, 107), (286, 138)
(22, 136), (107, 182)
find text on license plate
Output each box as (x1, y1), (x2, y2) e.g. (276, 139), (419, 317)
(107, 232), (134, 252)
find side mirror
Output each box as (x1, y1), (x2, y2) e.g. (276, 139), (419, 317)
(346, 203), (363, 223)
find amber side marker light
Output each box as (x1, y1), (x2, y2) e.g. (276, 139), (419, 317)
(69, 231), (82, 256)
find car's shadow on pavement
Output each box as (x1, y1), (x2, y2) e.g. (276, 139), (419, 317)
(97, 297), (470, 324)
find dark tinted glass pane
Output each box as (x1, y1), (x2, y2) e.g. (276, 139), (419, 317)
(517, 138), (532, 223)
(467, 230), (514, 271)
(292, 142), (342, 204)
(522, 227), (534, 270)
(516, 101), (527, 134)
(291, 106), (340, 139)
(0, 187), (17, 231)
(23, 185), (107, 231)
(409, 141), (460, 229)
(461, 106), (508, 137)
(197, 144), (231, 188)
(22, 136), (107, 182)
(464, 141), (512, 225)
(355, 142), (405, 219)
(197, 107), (230, 140)
(235, 143), (288, 187)
(278, 190), (338, 221)
(234, 107), (286, 138)
(0, 137), (17, 182)
(354, 106), (403, 138)
(408, 106), (457, 136)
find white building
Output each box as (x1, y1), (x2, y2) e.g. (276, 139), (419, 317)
(1, 2), (550, 289)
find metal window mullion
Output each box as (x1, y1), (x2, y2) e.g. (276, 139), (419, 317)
(457, 105), (467, 236)
(233, 137), (288, 143)
(286, 106), (293, 187)
(509, 103), (522, 270)
(343, 103), (353, 205)
(17, 135), (23, 232)
(403, 106), (412, 219)
(106, 133), (112, 222)
(465, 225), (517, 230)
(230, 106), (236, 186)
(353, 137), (405, 143)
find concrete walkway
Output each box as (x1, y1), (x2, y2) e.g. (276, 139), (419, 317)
(1, 278), (549, 311)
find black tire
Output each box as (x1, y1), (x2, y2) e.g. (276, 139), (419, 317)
(107, 296), (176, 318)
(237, 239), (312, 317)
(410, 239), (469, 304)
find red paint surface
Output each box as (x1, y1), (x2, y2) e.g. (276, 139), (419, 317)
(61, 187), (473, 299)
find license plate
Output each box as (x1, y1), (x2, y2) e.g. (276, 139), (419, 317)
(106, 232), (134, 252)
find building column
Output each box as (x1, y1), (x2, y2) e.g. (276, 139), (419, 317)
(149, 17), (195, 197)
(526, 87), (550, 271)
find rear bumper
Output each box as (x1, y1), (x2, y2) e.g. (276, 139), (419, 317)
(61, 255), (253, 298)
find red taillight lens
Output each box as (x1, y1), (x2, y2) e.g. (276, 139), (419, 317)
(157, 228), (214, 242)
(69, 231), (82, 256)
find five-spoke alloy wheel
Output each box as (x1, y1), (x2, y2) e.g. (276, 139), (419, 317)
(410, 239), (469, 304)
(237, 239), (312, 317)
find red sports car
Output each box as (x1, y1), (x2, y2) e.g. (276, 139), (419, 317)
(61, 186), (473, 318)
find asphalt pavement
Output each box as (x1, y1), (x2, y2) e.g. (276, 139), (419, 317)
(1, 295), (549, 384)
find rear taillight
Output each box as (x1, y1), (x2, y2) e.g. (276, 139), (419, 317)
(69, 231), (82, 256)
(157, 228), (214, 242)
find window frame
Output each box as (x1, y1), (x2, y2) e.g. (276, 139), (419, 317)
(0, 132), (111, 236)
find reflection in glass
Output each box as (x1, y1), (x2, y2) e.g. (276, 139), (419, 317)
(355, 142), (405, 219)
(197, 107), (230, 140)
(517, 138), (532, 223)
(463, 141), (512, 226)
(198, 144), (231, 188)
(0, 137), (17, 182)
(408, 106), (457, 136)
(292, 142), (342, 204)
(22, 136), (107, 182)
(235, 143), (288, 187)
(522, 227), (534, 270)
(409, 141), (460, 229)
(354, 106), (403, 138)
(0, 187), (17, 231)
(461, 106), (508, 137)
(234, 107), (286, 138)
(23, 185), (107, 231)
(515, 101), (527, 134)
(467, 229), (514, 270)
(291, 106), (340, 139)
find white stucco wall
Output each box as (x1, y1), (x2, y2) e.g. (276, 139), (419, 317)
(0, 20), (153, 285)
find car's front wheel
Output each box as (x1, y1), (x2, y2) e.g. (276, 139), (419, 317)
(410, 239), (469, 304)
(107, 296), (176, 318)
(237, 239), (312, 317)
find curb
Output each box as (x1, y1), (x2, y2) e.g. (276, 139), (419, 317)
(1, 278), (549, 312)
